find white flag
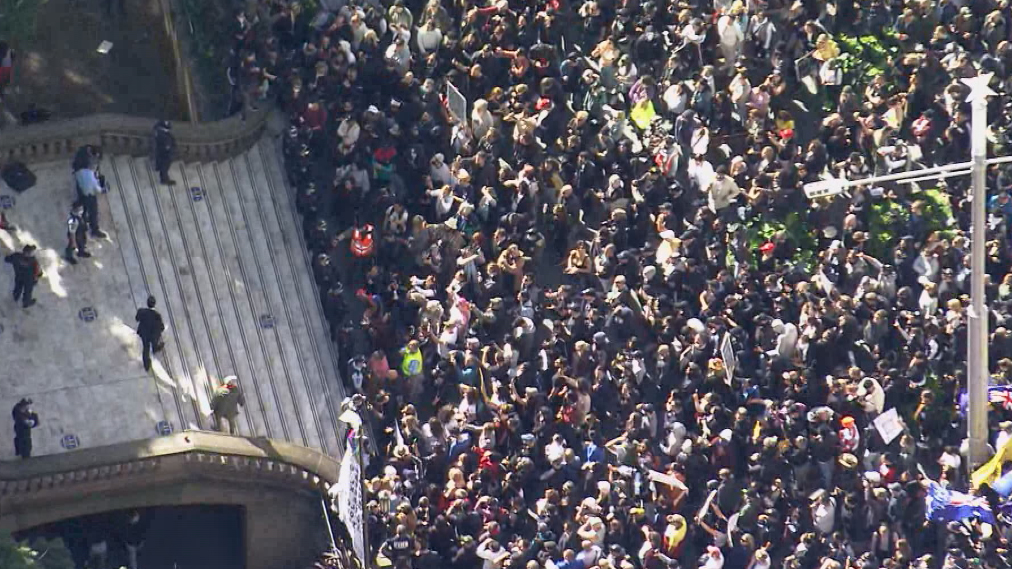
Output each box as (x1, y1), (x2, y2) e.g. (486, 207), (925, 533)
(336, 431), (366, 564)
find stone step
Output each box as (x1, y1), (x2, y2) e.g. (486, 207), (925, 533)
(105, 155), (189, 433)
(259, 137), (349, 454)
(225, 153), (314, 449)
(138, 159), (217, 426)
(177, 161), (265, 438)
(109, 155), (202, 431)
(242, 144), (333, 454)
(251, 139), (343, 455)
(201, 160), (291, 441)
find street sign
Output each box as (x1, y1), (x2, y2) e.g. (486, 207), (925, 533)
(804, 177), (845, 199)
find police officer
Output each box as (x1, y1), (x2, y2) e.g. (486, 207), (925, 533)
(323, 283), (347, 340)
(65, 201), (92, 264)
(4, 244), (41, 308)
(74, 156), (107, 238)
(135, 295), (166, 371)
(153, 120), (177, 185)
(11, 398), (38, 459)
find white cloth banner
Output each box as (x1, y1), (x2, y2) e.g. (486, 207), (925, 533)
(336, 433), (366, 565)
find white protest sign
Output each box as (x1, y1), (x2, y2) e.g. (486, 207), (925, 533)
(720, 333), (737, 384)
(873, 407), (906, 445)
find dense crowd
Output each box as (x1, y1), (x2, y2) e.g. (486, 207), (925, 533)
(227, 0), (1012, 567)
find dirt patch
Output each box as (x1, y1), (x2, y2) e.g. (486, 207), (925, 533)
(1, 0), (183, 121)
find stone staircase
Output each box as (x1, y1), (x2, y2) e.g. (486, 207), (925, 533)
(104, 137), (343, 455)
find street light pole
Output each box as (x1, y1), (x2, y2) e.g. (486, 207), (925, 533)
(964, 73), (995, 469)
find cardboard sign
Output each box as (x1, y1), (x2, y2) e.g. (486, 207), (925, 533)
(647, 469), (688, 491)
(873, 407), (906, 445)
(720, 333), (737, 384)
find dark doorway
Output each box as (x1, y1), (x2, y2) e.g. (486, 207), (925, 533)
(19, 505), (244, 569)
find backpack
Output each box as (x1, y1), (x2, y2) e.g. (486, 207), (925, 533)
(1, 161), (36, 193)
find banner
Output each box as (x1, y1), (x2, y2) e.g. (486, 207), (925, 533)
(337, 429), (366, 564)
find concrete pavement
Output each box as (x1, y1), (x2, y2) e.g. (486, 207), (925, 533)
(0, 136), (344, 458)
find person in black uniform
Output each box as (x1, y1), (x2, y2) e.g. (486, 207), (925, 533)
(65, 201), (92, 264)
(153, 121), (177, 185)
(4, 244), (41, 307)
(135, 295), (166, 371)
(11, 398), (38, 459)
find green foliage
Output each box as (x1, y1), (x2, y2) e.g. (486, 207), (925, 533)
(0, 535), (74, 569)
(913, 187), (957, 236)
(834, 31), (900, 92)
(866, 188), (956, 259)
(179, 0), (231, 118)
(867, 199), (908, 260)
(0, 0), (49, 47)
(743, 212), (818, 273)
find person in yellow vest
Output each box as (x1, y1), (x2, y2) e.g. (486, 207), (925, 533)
(400, 340), (424, 400)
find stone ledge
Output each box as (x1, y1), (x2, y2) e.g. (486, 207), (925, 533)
(0, 109), (269, 165)
(0, 430), (340, 487)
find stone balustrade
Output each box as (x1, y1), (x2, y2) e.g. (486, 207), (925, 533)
(0, 430), (339, 516)
(0, 431), (342, 569)
(0, 108), (269, 165)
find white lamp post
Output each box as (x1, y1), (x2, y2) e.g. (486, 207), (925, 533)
(963, 72), (996, 469)
(801, 73), (998, 468)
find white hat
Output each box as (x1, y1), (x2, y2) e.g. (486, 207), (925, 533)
(660, 230), (676, 240)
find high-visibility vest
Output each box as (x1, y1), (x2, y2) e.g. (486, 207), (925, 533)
(350, 225), (375, 257)
(400, 349), (423, 377)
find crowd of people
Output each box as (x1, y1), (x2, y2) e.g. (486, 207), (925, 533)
(221, 0), (1012, 567)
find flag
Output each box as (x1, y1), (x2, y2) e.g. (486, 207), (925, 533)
(925, 481), (996, 524)
(990, 386), (1012, 410)
(336, 428), (367, 564)
(630, 100), (656, 130)
(973, 437), (1012, 488)
(993, 468), (1012, 498)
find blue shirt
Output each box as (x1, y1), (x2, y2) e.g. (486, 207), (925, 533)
(75, 168), (101, 196)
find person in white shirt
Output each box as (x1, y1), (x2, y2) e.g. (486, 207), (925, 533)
(717, 11), (744, 67)
(912, 246), (940, 285)
(688, 154), (715, 194)
(416, 18), (442, 55)
(471, 98), (495, 141)
(707, 166), (741, 213)
(385, 35), (412, 75)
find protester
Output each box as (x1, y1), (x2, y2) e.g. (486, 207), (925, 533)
(202, 0), (1012, 567)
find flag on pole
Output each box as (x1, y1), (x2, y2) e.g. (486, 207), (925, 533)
(336, 428), (367, 564)
(925, 481), (996, 524)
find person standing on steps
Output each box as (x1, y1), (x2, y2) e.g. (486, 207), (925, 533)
(153, 120), (177, 186)
(74, 155), (107, 239)
(211, 376), (245, 434)
(64, 201), (92, 265)
(0, 211), (15, 232)
(135, 295), (165, 371)
(4, 244), (41, 308)
(11, 398), (38, 459)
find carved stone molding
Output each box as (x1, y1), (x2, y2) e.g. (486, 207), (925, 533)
(0, 109), (269, 165)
